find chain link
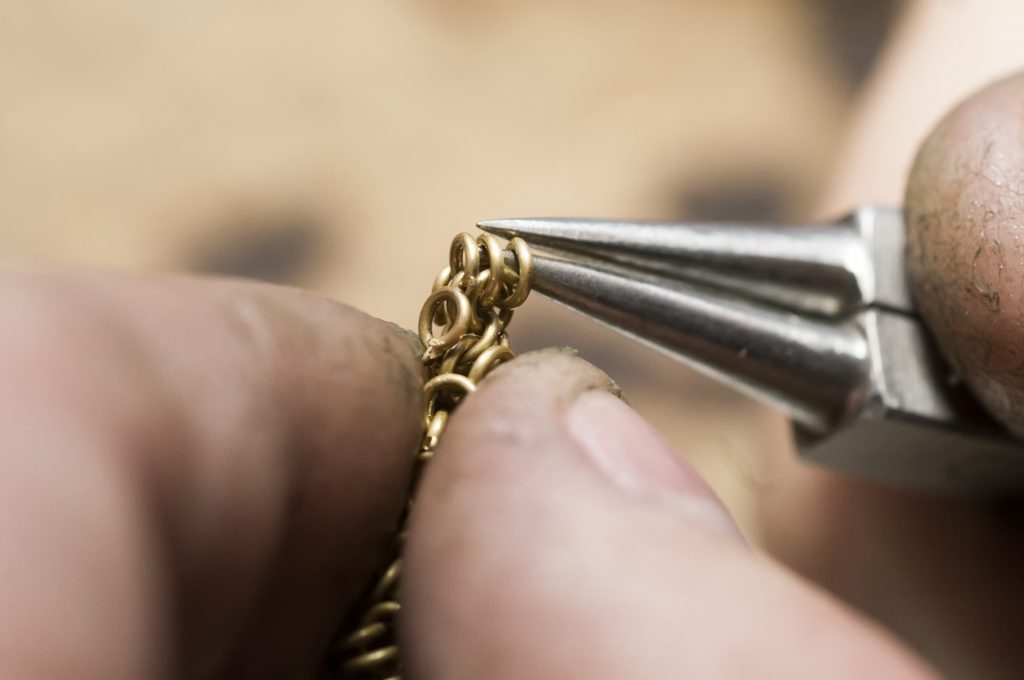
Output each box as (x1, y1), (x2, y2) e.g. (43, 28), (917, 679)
(332, 232), (533, 679)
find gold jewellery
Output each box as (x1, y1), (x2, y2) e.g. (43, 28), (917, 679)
(335, 232), (533, 679)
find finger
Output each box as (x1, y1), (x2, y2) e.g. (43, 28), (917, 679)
(905, 71), (1024, 437)
(0, 268), (422, 678)
(402, 351), (934, 679)
(751, 66), (1024, 680)
(746, 16), (1024, 680)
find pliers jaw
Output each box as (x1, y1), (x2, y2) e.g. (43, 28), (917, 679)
(481, 204), (911, 318)
(481, 206), (1024, 493)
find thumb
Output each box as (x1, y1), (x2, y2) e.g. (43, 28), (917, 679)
(905, 71), (1024, 438)
(402, 350), (934, 679)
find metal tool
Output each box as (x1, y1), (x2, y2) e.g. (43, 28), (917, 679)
(480, 205), (1024, 493)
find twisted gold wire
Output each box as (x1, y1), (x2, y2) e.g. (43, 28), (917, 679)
(334, 232), (532, 679)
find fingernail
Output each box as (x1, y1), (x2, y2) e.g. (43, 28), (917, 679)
(565, 390), (743, 538)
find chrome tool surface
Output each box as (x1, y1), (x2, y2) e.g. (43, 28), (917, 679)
(482, 206), (1024, 493)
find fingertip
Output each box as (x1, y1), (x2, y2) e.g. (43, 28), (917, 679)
(479, 347), (621, 398)
(905, 71), (1024, 436)
(401, 351), (742, 678)
(402, 349), (934, 679)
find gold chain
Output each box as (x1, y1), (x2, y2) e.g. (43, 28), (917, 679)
(333, 232), (533, 679)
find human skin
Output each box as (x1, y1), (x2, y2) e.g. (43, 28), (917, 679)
(905, 73), (1024, 438)
(406, 72), (1024, 678)
(0, 270), (425, 677)
(751, 7), (1024, 674)
(0, 269), (937, 679)
(405, 72), (1024, 680)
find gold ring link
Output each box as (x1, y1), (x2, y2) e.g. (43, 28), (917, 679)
(467, 344), (515, 382)
(430, 265), (455, 326)
(462, 315), (504, 363)
(342, 645), (399, 671)
(362, 600), (401, 624)
(419, 410), (448, 458)
(432, 265), (452, 292)
(418, 287), (471, 358)
(423, 373), (476, 415)
(369, 558), (402, 602)
(439, 334), (486, 375)
(476, 233), (505, 306)
(451, 270), (478, 300)
(344, 621), (388, 648)
(501, 237), (533, 308)
(449, 232), (480, 279)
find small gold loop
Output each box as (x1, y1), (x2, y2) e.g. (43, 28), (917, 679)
(423, 373), (476, 407)
(447, 269), (476, 295)
(449, 232), (480, 279)
(498, 305), (513, 326)
(342, 645), (399, 671)
(438, 334), (478, 374)
(476, 233), (504, 305)
(462, 315), (504, 363)
(421, 409), (448, 447)
(423, 374), (476, 422)
(456, 272), (479, 298)
(362, 601), (401, 625)
(431, 265), (452, 292)
(466, 291), (496, 335)
(501, 237), (532, 308)
(369, 558), (403, 602)
(431, 265), (454, 325)
(474, 268), (493, 304)
(418, 287), (471, 356)
(468, 344), (515, 382)
(344, 621), (388, 649)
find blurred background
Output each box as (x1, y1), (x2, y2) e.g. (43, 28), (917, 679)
(9, 0), (1024, 674)
(0, 0), (908, 529)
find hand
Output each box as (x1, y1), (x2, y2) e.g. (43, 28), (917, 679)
(755, 19), (1024, 680)
(0, 268), (934, 679)
(0, 270), (425, 678)
(905, 72), (1024, 439)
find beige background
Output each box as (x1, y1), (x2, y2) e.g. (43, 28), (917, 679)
(0, 0), (900, 537)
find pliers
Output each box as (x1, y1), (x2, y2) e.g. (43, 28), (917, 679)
(480, 205), (1024, 494)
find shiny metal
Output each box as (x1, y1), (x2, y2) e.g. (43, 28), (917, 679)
(481, 205), (1024, 493)
(481, 205), (910, 318)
